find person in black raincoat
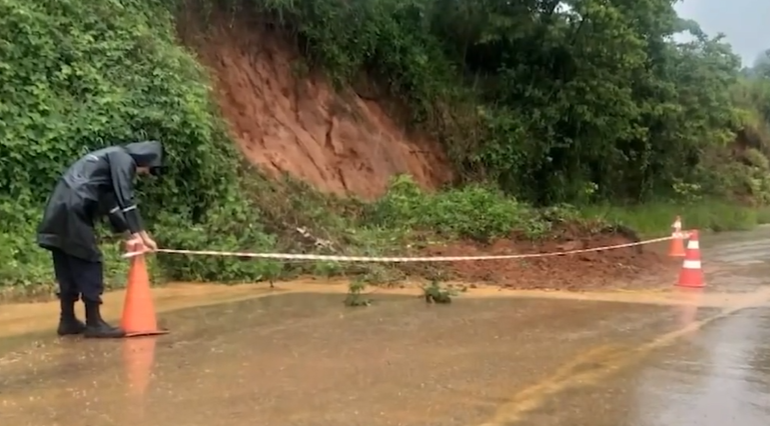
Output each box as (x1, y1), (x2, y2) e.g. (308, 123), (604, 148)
(37, 141), (164, 339)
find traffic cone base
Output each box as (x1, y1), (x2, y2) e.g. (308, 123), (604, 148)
(120, 243), (169, 338)
(677, 263), (704, 288)
(125, 329), (169, 338)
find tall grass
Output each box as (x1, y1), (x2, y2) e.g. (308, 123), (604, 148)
(580, 199), (770, 237)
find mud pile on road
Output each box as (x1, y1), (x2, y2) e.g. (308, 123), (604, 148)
(415, 226), (680, 291)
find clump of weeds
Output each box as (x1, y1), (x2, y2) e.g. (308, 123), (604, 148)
(422, 279), (458, 304)
(343, 279), (373, 307)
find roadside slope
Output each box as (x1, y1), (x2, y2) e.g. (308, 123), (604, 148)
(178, 14), (452, 199)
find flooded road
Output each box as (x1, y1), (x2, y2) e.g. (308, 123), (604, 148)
(1, 228), (770, 426)
(487, 305), (770, 426)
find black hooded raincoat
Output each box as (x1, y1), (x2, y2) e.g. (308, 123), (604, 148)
(36, 141), (164, 262)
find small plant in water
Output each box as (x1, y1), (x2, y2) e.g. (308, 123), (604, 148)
(344, 280), (372, 307)
(422, 279), (456, 304)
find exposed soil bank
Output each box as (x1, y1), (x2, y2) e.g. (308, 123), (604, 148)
(177, 12), (452, 199)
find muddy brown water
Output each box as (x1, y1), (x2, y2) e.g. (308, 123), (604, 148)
(1, 227), (770, 426)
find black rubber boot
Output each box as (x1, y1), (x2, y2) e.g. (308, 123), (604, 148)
(84, 301), (125, 338)
(56, 299), (86, 336)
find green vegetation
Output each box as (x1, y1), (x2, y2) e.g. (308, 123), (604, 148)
(0, 0), (277, 292)
(343, 280), (372, 307)
(2, 0), (770, 298)
(422, 280), (458, 304)
(581, 201), (770, 238)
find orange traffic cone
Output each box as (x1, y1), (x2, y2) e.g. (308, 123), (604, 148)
(120, 241), (169, 337)
(668, 215), (686, 257)
(676, 230), (704, 288)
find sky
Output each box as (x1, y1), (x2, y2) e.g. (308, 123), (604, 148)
(674, 0), (770, 66)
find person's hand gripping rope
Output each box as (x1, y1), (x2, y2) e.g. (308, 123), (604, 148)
(128, 231), (158, 253)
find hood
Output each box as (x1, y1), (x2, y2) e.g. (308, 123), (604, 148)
(124, 140), (164, 174)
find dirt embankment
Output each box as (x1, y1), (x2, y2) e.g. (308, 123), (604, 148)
(177, 14), (452, 200)
(175, 13), (676, 290)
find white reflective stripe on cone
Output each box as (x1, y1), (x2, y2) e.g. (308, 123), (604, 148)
(687, 241), (699, 249)
(683, 260), (701, 269)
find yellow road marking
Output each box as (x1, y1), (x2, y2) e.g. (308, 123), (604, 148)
(477, 294), (770, 426)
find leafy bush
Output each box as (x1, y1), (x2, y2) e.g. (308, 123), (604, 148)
(0, 0), (278, 289)
(236, 0), (750, 205)
(367, 175), (546, 241)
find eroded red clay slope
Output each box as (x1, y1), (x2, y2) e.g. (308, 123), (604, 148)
(178, 15), (452, 199)
(175, 13), (676, 291)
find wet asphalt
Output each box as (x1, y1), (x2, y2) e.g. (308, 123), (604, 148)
(1, 227), (770, 426)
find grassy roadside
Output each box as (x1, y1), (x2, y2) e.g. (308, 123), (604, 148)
(3, 174), (769, 303)
(580, 200), (770, 238)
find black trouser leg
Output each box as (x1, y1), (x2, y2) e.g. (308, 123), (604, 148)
(66, 255), (124, 339)
(51, 249), (85, 336)
(67, 254), (104, 305)
(52, 248), (80, 303)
